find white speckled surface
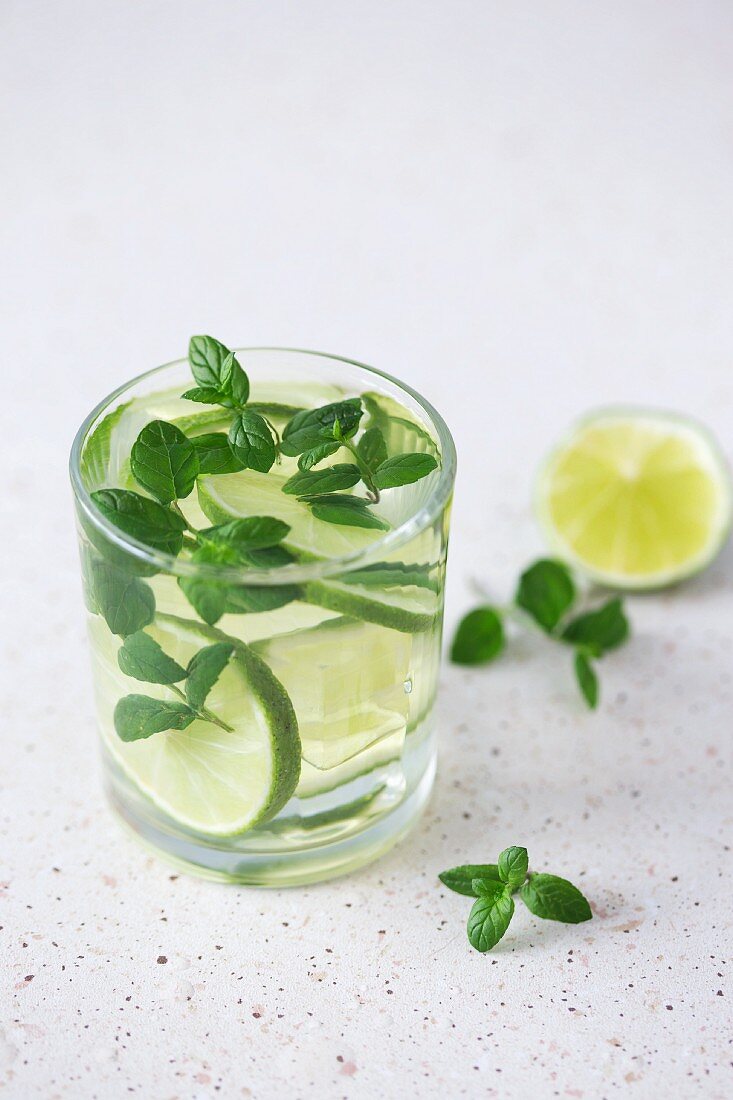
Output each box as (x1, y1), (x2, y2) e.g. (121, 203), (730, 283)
(2, 2), (732, 1096)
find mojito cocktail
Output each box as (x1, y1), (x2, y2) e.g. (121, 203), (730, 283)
(70, 340), (455, 884)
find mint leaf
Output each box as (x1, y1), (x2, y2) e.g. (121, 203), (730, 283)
(80, 401), (131, 490)
(515, 559), (575, 633)
(307, 494), (390, 530)
(91, 561), (155, 636)
(438, 864), (501, 897)
(450, 607), (505, 665)
(228, 410), (277, 472)
(467, 886), (514, 952)
(180, 386), (226, 405)
(297, 440), (341, 471)
(281, 399), (363, 456)
(114, 695), (195, 741)
(341, 562), (438, 591)
(357, 427), (388, 470)
(188, 335), (249, 406)
(373, 452), (438, 490)
(562, 598), (629, 655)
(224, 583), (301, 614)
(574, 651), (598, 708)
(191, 433), (245, 475)
(130, 420), (199, 504)
(200, 516), (290, 550)
(117, 631), (187, 684)
(242, 545), (296, 569)
(497, 846), (529, 889)
(520, 873), (592, 924)
(283, 464), (362, 497)
(185, 643), (234, 710)
(178, 574), (227, 625)
(91, 489), (186, 555)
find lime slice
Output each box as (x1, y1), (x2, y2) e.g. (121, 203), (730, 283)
(537, 408), (732, 588)
(296, 729), (403, 798)
(254, 616), (411, 770)
(196, 468), (381, 559)
(93, 614), (301, 835)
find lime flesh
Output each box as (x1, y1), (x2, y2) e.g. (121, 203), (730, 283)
(537, 408), (732, 588)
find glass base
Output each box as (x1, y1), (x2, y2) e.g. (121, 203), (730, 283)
(105, 753), (436, 886)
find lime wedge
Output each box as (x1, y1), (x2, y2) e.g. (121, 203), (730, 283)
(537, 408), (732, 588)
(94, 614), (301, 836)
(254, 616), (411, 770)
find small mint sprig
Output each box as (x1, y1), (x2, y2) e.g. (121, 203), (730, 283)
(278, 403), (438, 527)
(114, 634), (236, 739)
(439, 845), (592, 953)
(450, 558), (630, 709)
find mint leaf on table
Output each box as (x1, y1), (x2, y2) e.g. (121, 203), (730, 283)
(574, 651), (598, 708)
(357, 426), (388, 470)
(498, 846), (529, 889)
(439, 845), (592, 952)
(297, 440), (341, 471)
(187, 335), (250, 407)
(515, 559), (576, 632)
(200, 516), (290, 550)
(130, 420), (199, 504)
(307, 494), (390, 530)
(191, 432), (246, 475)
(373, 452), (438, 490)
(185, 643), (234, 711)
(520, 874), (593, 924)
(114, 695), (195, 741)
(228, 410), (277, 472)
(91, 489), (187, 556)
(90, 561), (155, 637)
(118, 631), (187, 684)
(562, 598), (629, 655)
(281, 399), (363, 456)
(450, 607), (505, 665)
(467, 883), (514, 952)
(283, 464), (362, 497)
(438, 864), (501, 896)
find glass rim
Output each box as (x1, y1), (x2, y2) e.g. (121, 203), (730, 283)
(69, 347), (457, 585)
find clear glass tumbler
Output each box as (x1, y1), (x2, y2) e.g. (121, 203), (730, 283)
(70, 348), (455, 885)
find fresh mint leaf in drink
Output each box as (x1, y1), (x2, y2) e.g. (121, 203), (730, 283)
(280, 399), (363, 456)
(118, 631), (187, 684)
(297, 440), (341, 471)
(91, 489), (187, 555)
(307, 494), (391, 530)
(91, 562), (156, 637)
(185, 643), (235, 711)
(373, 452), (438, 490)
(450, 607), (504, 664)
(191, 433), (245, 475)
(439, 846), (592, 952)
(186, 335), (250, 407)
(131, 420), (199, 504)
(282, 464), (362, 497)
(114, 695), (196, 741)
(228, 410), (277, 472)
(357, 426), (388, 470)
(199, 516), (290, 551)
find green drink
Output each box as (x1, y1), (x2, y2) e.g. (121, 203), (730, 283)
(70, 341), (455, 885)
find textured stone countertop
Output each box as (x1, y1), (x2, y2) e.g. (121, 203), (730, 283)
(2, 3), (732, 1097)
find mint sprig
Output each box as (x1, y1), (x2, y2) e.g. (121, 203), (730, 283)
(439, 845), (592, 953)
(450, 558), (630, 709)
(114, 633), (237, 738)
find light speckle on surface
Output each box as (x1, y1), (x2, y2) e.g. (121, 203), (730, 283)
(2, 2), (732, 1097)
